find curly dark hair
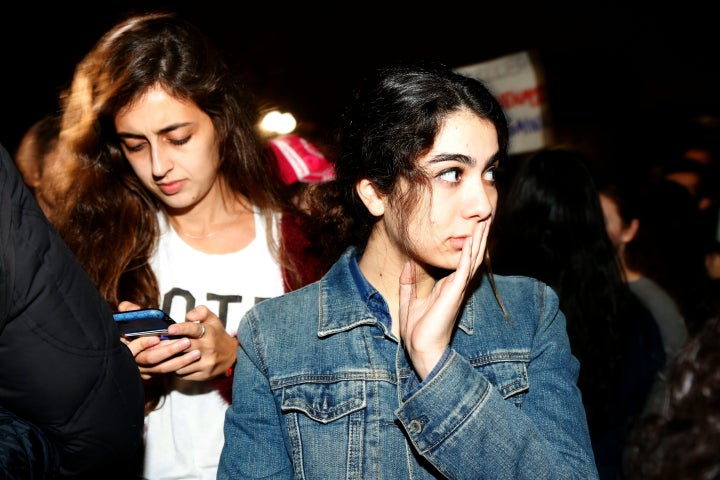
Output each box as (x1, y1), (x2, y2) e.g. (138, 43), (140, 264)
(306, 60), (509, 264)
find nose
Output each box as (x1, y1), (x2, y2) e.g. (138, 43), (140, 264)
(150, 143), (173, 179)
(463, 183), (495, 221)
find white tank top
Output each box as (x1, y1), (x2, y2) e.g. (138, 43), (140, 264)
(143, 209), (284, 480)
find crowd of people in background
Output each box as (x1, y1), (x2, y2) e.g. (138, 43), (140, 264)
(1, 7), (719, 480)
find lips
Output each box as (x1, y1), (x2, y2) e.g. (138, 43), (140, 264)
(448, 236), (469, 250)
(158, 180), (184, 195)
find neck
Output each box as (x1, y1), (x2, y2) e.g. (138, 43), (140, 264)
(617, 250), (642, 282)
(172, 218), (242, 239)
(623, 267), (643, 282)
(166, 194), (253, 240)
(358, 231), (436, 333)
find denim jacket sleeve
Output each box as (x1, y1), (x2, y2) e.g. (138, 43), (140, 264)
(219, 313), (294, 479)
(394, 282), (598, 480)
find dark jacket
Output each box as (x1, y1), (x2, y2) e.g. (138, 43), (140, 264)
(0, 143), (145, 479)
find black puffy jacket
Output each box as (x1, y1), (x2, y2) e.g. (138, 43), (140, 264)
(0, 143), (145, 478)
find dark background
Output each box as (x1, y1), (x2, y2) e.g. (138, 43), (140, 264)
(1, 2), (718, 180)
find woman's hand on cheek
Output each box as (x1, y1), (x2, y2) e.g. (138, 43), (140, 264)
(399, 222), (487, 380)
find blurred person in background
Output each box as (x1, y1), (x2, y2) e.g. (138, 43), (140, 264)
(622, 313), (720, 480)
(598, 180), (689, 423)
(13, 113), (62, 216)
(490, 146), (665, 480)
(660, 117), (720, 279)
(627, 177), (717, 336)
(598, 181), (688, 363)
(0, 142), (144, 479)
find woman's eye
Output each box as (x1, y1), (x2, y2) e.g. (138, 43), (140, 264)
(483, 166), (497, 182)
(438, 168), (461, 183)
(124, 142), (145, 153)
(169, 136), (190, 146)
(484, 165), (503, 184)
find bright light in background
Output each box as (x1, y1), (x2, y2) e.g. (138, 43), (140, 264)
(260, 110), (297, 135)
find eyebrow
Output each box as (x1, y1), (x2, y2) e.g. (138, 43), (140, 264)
(116, 122), (193, 139)
(428, 153), (475, 166)
(427, 151), (500, 168)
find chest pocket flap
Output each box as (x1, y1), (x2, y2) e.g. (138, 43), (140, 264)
(474, 356), (529, 398)
(281, 380), (366, 424)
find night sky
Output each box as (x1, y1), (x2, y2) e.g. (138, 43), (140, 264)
(2, 2), (717, 180)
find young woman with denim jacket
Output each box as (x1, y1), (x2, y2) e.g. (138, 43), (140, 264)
(218, 61), (599, 479)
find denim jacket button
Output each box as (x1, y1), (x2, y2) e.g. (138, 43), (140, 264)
(409, 419), (423, 434)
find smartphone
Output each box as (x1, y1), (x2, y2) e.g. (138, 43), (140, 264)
(113, 308), (176, 338)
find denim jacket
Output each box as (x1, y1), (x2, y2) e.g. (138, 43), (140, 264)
(219, 247), (598, 480)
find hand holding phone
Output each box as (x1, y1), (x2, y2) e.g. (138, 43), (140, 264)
(113, 308), (177, 338)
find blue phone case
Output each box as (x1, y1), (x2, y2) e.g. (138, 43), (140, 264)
(113, 308), (176, 338)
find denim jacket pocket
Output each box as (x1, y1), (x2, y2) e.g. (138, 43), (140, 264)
(281, 380), (368, 478)
(281, 379), (366, 422)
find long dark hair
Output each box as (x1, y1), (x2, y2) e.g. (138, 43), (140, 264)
(49, 12), (287, 309)
(490, 147), (663, 438)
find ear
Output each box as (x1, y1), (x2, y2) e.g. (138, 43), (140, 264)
(620, 218), (640, 243)
(23, 168), (42, 188)
(356, 179), (385, 217)
(699, 197), (713, 211)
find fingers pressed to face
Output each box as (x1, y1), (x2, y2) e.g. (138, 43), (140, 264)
(461, 221), (487, 279)
(473, 221), (489, 273)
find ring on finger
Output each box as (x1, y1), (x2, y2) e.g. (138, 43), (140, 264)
(199, 324), (206, 338)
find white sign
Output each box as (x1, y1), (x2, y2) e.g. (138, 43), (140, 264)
(456, 51), (551, 155)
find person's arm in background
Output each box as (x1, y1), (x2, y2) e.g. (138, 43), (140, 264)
(0, 143), (145, 479)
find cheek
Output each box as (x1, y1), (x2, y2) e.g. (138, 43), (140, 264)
(125, 158), (157, 190)
(125, 158), (149, 179)
(486, 187), (498, 209)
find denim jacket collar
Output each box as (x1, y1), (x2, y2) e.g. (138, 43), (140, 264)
(317, 247), (477, 337)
